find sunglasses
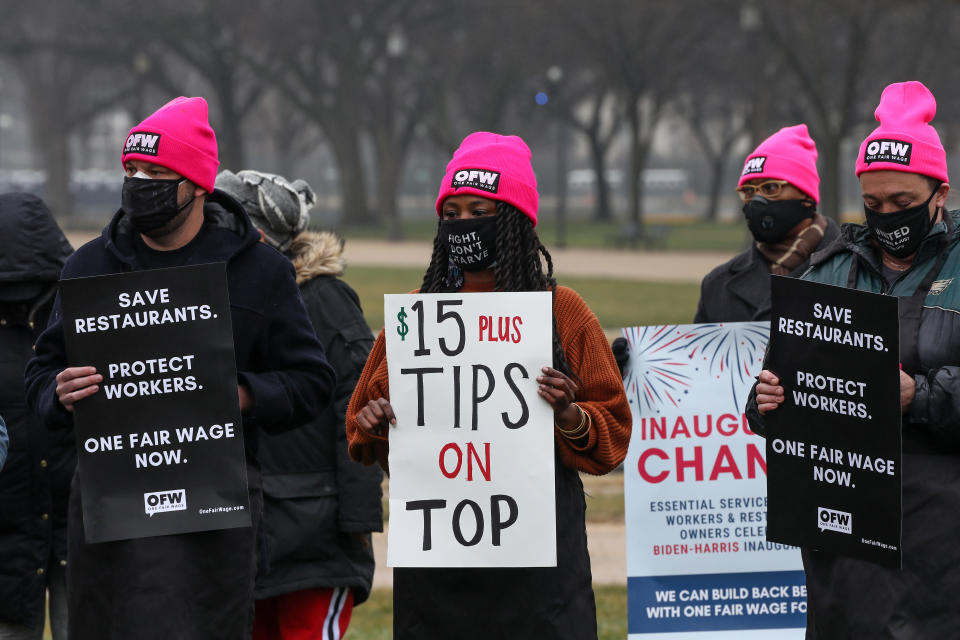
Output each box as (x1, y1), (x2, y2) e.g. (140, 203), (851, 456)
(736, 179), (789, 202)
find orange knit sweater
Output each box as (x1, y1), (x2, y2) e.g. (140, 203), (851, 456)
(345, 279), (632, 475)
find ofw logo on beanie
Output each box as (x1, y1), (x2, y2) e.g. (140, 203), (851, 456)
(452, 169), (501, 193)
(864, 139), (912, 165)
(125, 132), (161, 156)
(742, 156), (767, 175)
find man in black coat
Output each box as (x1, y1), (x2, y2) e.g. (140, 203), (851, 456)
(217, 170), (383, 639)
(695, 124), (840, 323)
(23, 97), (335, 640)
(0, 193), (73, 639)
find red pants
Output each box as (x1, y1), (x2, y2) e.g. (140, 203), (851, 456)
(253, 587), (354, 640)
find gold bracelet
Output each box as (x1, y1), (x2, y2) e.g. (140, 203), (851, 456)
(556, 403), (589, 438)
(571, 406), (593, 440)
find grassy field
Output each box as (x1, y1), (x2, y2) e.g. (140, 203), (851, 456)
(343, 265), (701, 334)
(583, 472), (627, 523)
(64, 215), (750, 252)
(335, 217), (751, 253)
(43, 583), (627, 640)
(350, 584), (628, 639)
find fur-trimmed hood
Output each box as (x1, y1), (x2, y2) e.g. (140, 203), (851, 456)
(287, 230), (345, 284)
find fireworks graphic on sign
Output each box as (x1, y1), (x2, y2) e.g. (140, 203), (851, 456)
(622, 322), (769, 414)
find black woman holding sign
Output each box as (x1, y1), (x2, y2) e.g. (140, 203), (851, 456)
(750, 81), (960, 637)
(346, 132), (632, 639)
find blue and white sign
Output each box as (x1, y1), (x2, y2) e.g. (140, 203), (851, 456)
(622, 322), (805, 638)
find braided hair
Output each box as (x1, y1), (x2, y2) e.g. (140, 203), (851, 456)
(420, 202), (578, 379)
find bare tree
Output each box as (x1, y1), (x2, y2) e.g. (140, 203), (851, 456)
(0, 1), (133, 216)
(567, 0), (714, 236)
(758, 0), (943, 218)
(246, 0), (448, 234)
(679, 94), (753, 221)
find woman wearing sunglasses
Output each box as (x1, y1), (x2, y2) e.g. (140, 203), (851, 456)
(694, 124), (840, 323)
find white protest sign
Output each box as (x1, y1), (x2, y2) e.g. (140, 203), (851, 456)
(385, 291), (555, 567)
(622, 322), (805, 639)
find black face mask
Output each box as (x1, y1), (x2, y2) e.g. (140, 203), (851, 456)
(121, 176), (195, 237)
(864, 188), (938, 258)
(439, 216), (498, 271)
(743, 196), (815, 244)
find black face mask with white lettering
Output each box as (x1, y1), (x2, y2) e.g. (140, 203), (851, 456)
(864, 187), (938, 258)
(121, 176), (195, 236)
(742, 196), (815, 244)
(439, 216), (498, 271)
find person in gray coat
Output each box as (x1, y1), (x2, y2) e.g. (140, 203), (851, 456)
(216, 170), (383, 640)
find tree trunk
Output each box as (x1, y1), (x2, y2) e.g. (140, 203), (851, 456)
(627, 99), (652, 232)
(704, 152), (728, 222)
(23, 73), (73, 217)
(588, 134), (613, 222)
(376, 148), (403, 241)
(327, 127), (373, 225)
(214, 89), (245, 172)
(554, 122), (569, 249)
(819, 134), (841, 221)
(40, 128), (72, 219)
(627, 102), (643, 229)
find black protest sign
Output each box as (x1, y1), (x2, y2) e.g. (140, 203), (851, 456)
(60, 263), (250, 543)
(765, 276), (900, 567)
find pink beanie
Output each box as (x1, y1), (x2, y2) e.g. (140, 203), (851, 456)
(435, 131), (539, 226)
(855, 81), (948, 183)
(738, 124), (820, 203)
(121, 97), (219, 193)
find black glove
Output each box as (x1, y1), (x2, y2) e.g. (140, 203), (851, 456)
(611, 337), (630, 379)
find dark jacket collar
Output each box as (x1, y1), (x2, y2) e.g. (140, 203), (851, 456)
(727, 217), (841, 319)
(101, 189), (259, 268)
(809, 210), (958, 275)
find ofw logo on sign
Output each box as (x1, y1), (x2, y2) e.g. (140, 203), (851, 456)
(742, 156), (767, 175)
(125, 132), (161, 156)
(144, 489), (187, 516)
(817, 507), (851, 534)
(863, 139), (912, 165)
(452, 169), (501, 193)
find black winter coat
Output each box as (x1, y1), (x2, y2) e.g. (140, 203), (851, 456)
(255, 231), (383, 605)
(0, 193), (73, 626)
(23, 191), (336, 640)
(694, 218), (840, 323)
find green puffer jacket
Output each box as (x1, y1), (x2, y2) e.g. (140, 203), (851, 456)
(750, 210), (960, 639)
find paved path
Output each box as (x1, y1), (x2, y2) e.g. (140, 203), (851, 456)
(65, 232), (732, 284)
(371, 521), (626, 587)
(342, 240), (731, 283)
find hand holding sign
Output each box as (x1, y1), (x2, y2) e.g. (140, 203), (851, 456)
(356, 398), (397, 435)
(536, 366), (581, 429)
(55, 366), (103, 411)
(755, 370), (784, 414)
(899, 370), (915, 411)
